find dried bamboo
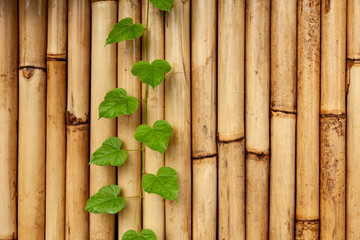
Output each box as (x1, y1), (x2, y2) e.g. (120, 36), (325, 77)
(245, 0), (270, 239)
(0, 1), (17, 239)
(269, 1), (296, 239)
(89, 1), (117, 239)
(347, 0), (360, 60)
(320, 1), (346, 239)
(217, 0), (245, 239)
(66, 0), (90, 239)
(18, 1), (47, 239)
(46, 0), (67, 239)
(164, 0), (192, 239)
(191, 0), (217, 239)
(296, 0), (320, 238)
(117, 0), (142, 237)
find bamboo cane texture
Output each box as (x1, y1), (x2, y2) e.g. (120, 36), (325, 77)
(90, 1), (117, 239)
(347, 0), (360, 59)
(47, 0), (67, 59)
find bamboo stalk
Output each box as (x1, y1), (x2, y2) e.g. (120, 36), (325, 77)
(245, 0), (270, 239)
(320, 1), (346, 239)
(46, 0), (67, 239)
(296, 0), (320, 238)
(269, 1), (297, 239)
(66, 0), (90, 239)
(217, 0), (245, 239)
(18, 1), (47, 239)
(191, 0), (217, 239)
(89, 1), (117, 239)
(0, 1), (17, 239)
(117, 0), (142, 237)
(164, 0), (192, 238)
(347, 0), (360, 60)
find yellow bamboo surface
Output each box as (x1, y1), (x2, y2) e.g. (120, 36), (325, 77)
(347, 0), (360, 60)
(117, 0), (142, 237)
(165, 0), (192, 239)
(90, 1), (117, 239)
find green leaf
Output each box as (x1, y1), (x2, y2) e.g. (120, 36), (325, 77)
(85, 185), (125, 214)
(142, 167), (179, 202)
(99, 88), (138, 119)
(105, 17), (144, 45)
(150, 0), (174, 12)
(134, 120), (173, 154)
(89, 137), (127, 167)
(122, 229), (157, 240)
(131, 60), (171, 89)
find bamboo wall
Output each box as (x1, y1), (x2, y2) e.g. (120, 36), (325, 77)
(0, 0), (359, 239)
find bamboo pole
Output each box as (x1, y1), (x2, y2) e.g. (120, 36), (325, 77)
(0, 1), (18, 239)
(191, 0), (217, 239)
(269, 1), (297, 239)
(320, 1), (346, 239)
(46, 0), (67, 239)
(117, 0), (142, 237)
(164, 0), (192, 239)
(296, 0), (320, 238)
(217, 0), (245, 239)
(18, 1), (47, 239)
(245, 0), (270, 239)
(66, 0), (90, 239)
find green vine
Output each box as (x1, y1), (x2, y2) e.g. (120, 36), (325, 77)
(85, 0), (177, 239)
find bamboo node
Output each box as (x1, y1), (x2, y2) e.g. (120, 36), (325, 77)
(66, 111), (89, 125)
(21, 67), (35, 79)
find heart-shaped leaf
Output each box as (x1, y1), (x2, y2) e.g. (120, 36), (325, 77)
(89, 137), (127, 166)
(99, 88), (138, 119)
(85, 185), (125, 214)
(122, 229), (157, 240)
(131, 60), (171, 89)
(149, 0), (174, 12)
(134, 120), (173, 154)
(142, 167), (179, 202)
(105, 17), (144, 45)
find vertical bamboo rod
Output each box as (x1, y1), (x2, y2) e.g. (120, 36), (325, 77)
(18, 1), (47, 239)
(245, 0), (270, 239)
(66, 0), (90, 239)
(320, 1), (346, 239)
(117, 0), (142, 237)
(347, 0), (360, 61)
(90, 1), (117, 239)
(46, 0), (67, 239)
(164, 0), (192, 238)
(296, 0), (320, 238)
(191, 0), (217, 239)
(217, 0), (245, 239)
(0, 1), (18, 239)
(269, 1), (297, 239)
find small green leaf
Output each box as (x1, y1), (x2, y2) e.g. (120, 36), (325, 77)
(131, 60), (171, 89)
(85, 185), (125, 214)
(99, 88), (138, 119)
(105, 17), (144, 45)
(134, 120), (173, 154)
(142, 167), (179, 202)
(122, 229), (157, 240)
(89, 137), (127, 167)
(150, 0), (174, 12)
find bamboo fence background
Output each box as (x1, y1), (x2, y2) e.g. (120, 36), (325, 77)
(1, 0), (360, 239)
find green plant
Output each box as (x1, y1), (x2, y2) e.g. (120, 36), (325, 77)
(85, 0), (177, 239)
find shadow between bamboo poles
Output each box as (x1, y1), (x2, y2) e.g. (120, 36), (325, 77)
(141, 1), (165, 238)
(46, 0), (67, 239)
(191, 0), (217, 239)
(217, 0), (245, 239)
(245, 0), (270, 239)
(164, 0), (192, 238)
(0, 1), (17, 239)
(269, 1), (296, 239)
(296, 0), (320, 238)
(320, 1), (346, 238)
(18, 1), (47, 239)
(66, 0), (90, 239)
(117, 0), (142, 237)
(89, 1), (117, 239)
